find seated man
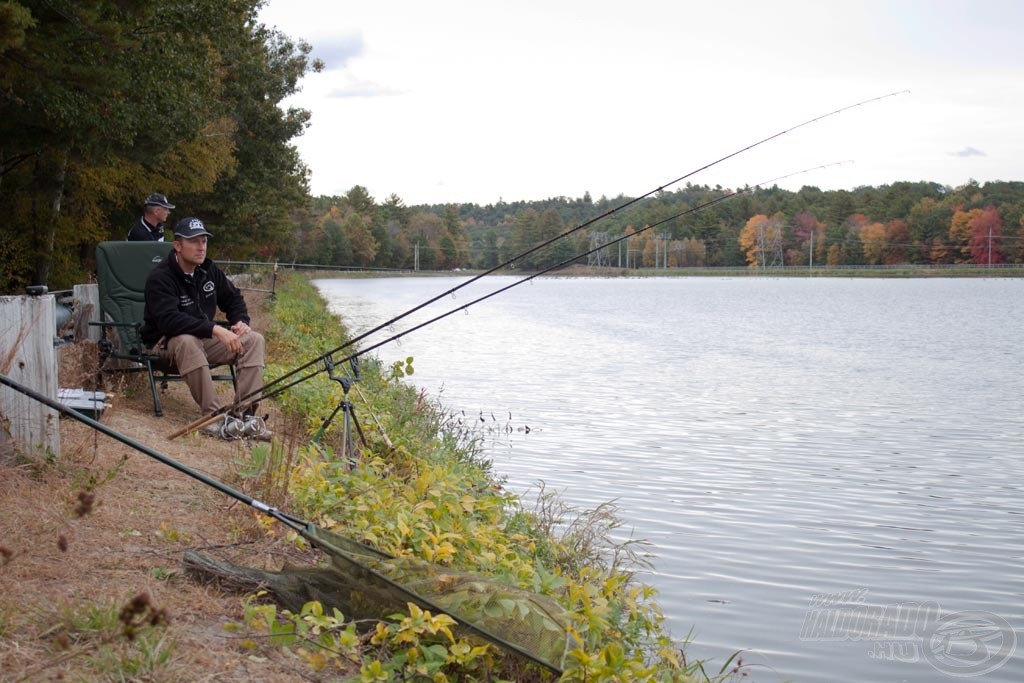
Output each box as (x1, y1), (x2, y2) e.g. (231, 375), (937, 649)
(140, 217), (270, 440)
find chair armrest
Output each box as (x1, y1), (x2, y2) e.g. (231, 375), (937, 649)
(90, 320), (146, 356)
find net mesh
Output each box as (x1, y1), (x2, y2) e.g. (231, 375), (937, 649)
(186, 524), (569, 673)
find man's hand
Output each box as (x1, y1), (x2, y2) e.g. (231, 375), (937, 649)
(213, 324), (243, 355)
(230, 321), (251, 337)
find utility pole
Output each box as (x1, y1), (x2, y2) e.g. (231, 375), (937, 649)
(988, 226), (993, 267)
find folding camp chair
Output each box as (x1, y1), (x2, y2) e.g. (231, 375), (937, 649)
(91, 241), (236, 417)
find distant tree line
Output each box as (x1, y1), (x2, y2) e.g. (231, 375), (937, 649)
(2, 2), (1022, 294)
(300, 180), (1024, 272)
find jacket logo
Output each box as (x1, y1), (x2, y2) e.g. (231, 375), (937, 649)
(152, 256), (163, 263)
(203, 281), (215, 293)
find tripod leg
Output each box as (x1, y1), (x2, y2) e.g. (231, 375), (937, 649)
(311, 400), (346, 444)
(351, 410), (368, 448)
(340, 400), (357, 470)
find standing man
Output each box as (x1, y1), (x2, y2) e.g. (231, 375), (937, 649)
(140, 216), (271, 440)
(127, 193), (175, 241)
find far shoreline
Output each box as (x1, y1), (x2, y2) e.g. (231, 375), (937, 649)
(224, 261), (1024, 280)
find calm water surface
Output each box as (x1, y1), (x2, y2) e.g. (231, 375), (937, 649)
(314, 276), (1024, 683)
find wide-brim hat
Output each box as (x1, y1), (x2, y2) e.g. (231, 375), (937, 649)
(173, 217), (213, 239)
(144, 193), (175, 209)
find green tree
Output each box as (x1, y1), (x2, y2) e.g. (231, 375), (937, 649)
(0, 0), (318, 290)
(408, 212), (444, 270)
(841, 214), (869, 265)
(826, 190), (856, 228)
(509, 208), (540, 268)
(535, 208), (571, 269)
(907, 197), (953, 263)
(441, 205), (470, 267)
(321, 218), (353, 265)
(378, 194), (408, 265)
(179, 17), (320, 259)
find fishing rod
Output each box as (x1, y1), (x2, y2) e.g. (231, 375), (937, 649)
(172, 91), (908, 437)
(0, 372), (563, 674)
(169, 160), (851, 440)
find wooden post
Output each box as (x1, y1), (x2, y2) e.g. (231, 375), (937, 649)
(0, 294), (59, 461)
(73, 283), (101, 342)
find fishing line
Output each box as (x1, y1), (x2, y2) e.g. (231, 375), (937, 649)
(171, 90), (907, 437)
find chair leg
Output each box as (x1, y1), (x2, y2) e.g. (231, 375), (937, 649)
(144, 359), (164, 417)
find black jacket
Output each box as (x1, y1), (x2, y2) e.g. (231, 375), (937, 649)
(140, 250), (250, 346)
(127, 217), (165, 242)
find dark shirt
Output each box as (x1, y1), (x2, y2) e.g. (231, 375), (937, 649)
(127, 217), (165, 242)
(140, 252), (250, 346)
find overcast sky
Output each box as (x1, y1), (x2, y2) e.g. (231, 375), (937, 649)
(258, 0), (1024, 206)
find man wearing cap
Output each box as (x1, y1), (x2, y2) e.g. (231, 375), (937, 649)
(140, 216), (271, 440)
(127, 193), (175, 241)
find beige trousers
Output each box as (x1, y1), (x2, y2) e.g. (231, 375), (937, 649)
(154, 331), (265, 415)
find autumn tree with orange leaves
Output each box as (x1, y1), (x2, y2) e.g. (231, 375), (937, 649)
(739, 214), (785, 267)
(949, 207), (981, 263)
(859, 221), (887, 265)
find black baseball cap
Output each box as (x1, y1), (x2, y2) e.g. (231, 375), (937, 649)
(173, 217), (213, 239)
(144, 193), (175, 209)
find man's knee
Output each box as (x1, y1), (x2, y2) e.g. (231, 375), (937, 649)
(166, 335), (211, 375)
(239, 330), (265, 367)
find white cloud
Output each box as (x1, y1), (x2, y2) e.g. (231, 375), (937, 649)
(951, 147), (987, 158)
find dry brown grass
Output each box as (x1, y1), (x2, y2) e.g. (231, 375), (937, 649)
(0, 290), (354, 682)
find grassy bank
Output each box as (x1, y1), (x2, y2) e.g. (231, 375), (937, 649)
(249, 273), (743, 682)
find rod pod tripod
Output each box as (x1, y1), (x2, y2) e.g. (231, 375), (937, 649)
(312, 355), (367, 468)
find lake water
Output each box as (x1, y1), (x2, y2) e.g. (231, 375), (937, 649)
(314, 275), (1023, 683)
